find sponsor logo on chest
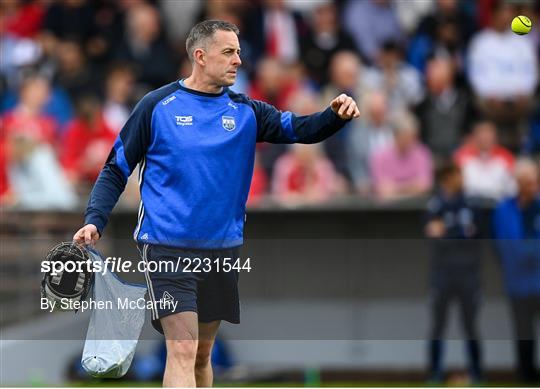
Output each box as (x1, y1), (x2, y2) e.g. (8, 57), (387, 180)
(175, 115), (193, 126)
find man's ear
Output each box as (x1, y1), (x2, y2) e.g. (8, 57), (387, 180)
(193, 48), (206, 66)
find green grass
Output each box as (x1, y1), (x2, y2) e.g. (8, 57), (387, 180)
(63, 380), (535, 388)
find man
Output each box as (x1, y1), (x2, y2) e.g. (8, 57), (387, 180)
(467, 0), (537, 151)
(370, 110), (433, 200)
(72, 20), (359, 387)
(425, 163), (483, 383)
(415, 57), (475, 161)
(454, 120), (515, 202)
(493, 158), (540, 383)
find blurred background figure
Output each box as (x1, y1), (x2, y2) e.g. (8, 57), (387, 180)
(343, 0), (402, 64)
(363, 40), (424, 112)
(467, 0), (538, 151)
(1, 72), (76, 210)
(321, 50), (363, 99)
(321, 50), (363, 184)
(347, 91), (393, 196)
(54, 38), (98, 103)
(102, 63), (136, 134)
(248, 56), (298, 111)
(1, 73), (58, 144)
(493, 158), (540, 384)
(249, 57), (300, 179)
(60, 95), (116, 195)
(40, 0), (97, 51)
(4, 132), (77, 210)
(371, 110), (433, 201)
(425, 163), (483, 384)
(454, 120), (515, 202)
(415, 57), (475, 162)
(114, 3), (177, 94)
(300, 1), (357, 87)
(408, 0), (476, 75)
(272, 143), (345, 206)
(259, 0), (304, 64)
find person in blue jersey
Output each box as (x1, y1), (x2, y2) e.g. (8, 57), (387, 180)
(424, 163), (483, 384)
(72, 20), (360, 387)
(493, 158), (540, 384)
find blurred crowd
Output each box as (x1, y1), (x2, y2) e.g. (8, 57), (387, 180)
(1, 0), (539, 210)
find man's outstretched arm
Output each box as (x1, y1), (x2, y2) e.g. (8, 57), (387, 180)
(252, 93), (360, 144)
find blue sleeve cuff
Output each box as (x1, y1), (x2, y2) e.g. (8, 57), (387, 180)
(323, 106), (351, 127)
(84, 213), (106, 237)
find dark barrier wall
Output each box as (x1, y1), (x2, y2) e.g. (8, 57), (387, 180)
(106, 204), (505, 300)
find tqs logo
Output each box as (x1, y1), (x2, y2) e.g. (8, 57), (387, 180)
(175, 116), (193, 126)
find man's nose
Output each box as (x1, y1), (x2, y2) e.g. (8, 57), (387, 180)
(232, 53), (242, 66)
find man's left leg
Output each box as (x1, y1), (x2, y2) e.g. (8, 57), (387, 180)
(195, 320), (221, 387)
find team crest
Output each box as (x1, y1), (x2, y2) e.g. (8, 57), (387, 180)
(222, 116), (236, 131)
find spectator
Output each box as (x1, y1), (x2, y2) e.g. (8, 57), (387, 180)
(1, 68), (73, 128)
(320, 51), (365, 184)
(454, 120), (515, 201)
(160, 0), (200, 43)
(363, 40), (424, 111)
(321, 51), (363, 101)
(493, 158), (540, 383)
(249, 57), (300, 177)
(415, 57), (475, 161)
(60, 96), (116, 192)
(394, 0), (435, 35)
(54, 38), (99, 102)
(467, 0), (538, 150)
(343, 0), (402, 64)
(371, 110), (433, 201)
(40, 0), (99, 61)
(425, 163), (483, 384)
(300, 1), (357, 87)
(5, 132), (77, 210)
(2, 0), (46, 39)
(408, 0), (476, 74)
(114, 3), (177, 93)
(41, 0), (96, 43)
(102, 63), (135, 134)
(260, 0), (305, 64)
(2, 74), (58, 145)
(347, 91), (394, 195)
(248, 57), (299, 111)
(272, 143), (345, 206)
(1, 74), (75, 209)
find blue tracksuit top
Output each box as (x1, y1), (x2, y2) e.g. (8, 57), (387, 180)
(84, 80), (349, 248)
(492, 196), (540, 297)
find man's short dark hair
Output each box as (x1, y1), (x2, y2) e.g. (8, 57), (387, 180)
(436, 161), (461, 184)
(186, 20), (239, 62)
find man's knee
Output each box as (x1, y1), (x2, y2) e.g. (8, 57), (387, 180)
(167, 340), (198, 364)
(195, 342), (213, 368)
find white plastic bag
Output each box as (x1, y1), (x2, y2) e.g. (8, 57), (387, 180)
(81, 249), (147, 378)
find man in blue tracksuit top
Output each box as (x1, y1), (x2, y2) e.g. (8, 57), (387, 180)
(424, 163), (483, 383)
(493, 158), (540, 384)
(72, 20), (360, 387)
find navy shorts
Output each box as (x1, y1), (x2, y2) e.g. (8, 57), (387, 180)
(138, 243), (240, 334)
